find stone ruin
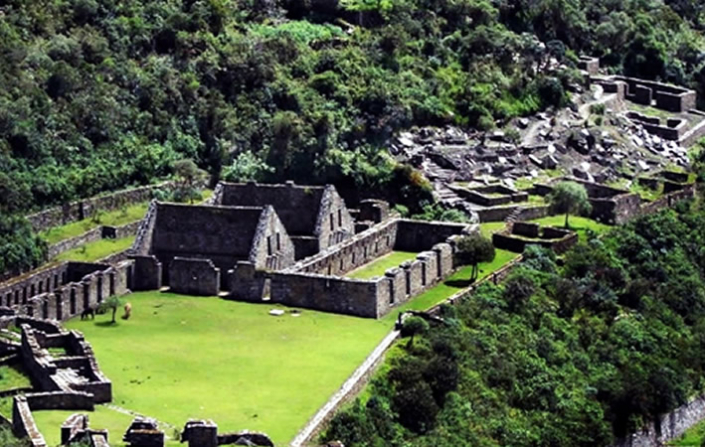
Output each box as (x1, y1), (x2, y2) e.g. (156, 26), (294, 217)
(127, 180), (477, 318)
(123, 417), (165, 447)
(492, 222), (578, 254)
(181, 420), (274, 447)
(61, 413), (109, 446)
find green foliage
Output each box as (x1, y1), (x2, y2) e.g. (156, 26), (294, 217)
(400, 316), (429, 346)
(548, 181), (593, 227)
(172, 159), (207, 204)
(98, 295), (122, 324)
(324, 205), (705, 446)
(0, 215), (47, 275)
(455, 234), (496, 281)
(222, 151), (274, 183)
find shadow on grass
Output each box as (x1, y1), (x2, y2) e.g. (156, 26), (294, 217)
(94, 321), (119, 328)
(444, 279), (472, 288)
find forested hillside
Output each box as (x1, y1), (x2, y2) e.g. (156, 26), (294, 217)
(324, 201), (705, 446)
(1, 0), (705, 272)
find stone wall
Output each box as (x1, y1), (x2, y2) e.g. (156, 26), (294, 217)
(593, 75), (697, 113)
(271, 241), (455, 318)
(493, 226), (578, 254)
(12, 396), (46, 446)
(169, 258), (220, 296)
(47, 228), (102, 260)
(248, 205), (296, 271)
(394, 219), (473, 252)
(289, 219), (399, 277)
(450, 184), (529, 207)
(615, 394), (705, 447)
(227, 262), (269, 302)
(270, 273), (380, 318)
(27, 181), (175, 233)
(476, 205), (549, 223)
(315, 184), (356, 251)
(626, 112), (686, 141)
(0, 261), (132, 323)
(130, 255), (161, 291)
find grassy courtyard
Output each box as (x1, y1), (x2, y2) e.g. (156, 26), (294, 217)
(55, 236), (135, 263)
(33, 292), (390, 445)
(347, 251), (418, 279)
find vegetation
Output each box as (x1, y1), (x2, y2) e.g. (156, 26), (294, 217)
(40, 203), (150, 244)
(172, 159), (207, 204)
(53, 292), (391, 445)
(454, 234), (496, 282)
(55, 236), (135, 263)
(347, 251), (419, 280)
(324, 203), (705, 446)
(98, 295), (123, 324)
(548, 181), (592, 228)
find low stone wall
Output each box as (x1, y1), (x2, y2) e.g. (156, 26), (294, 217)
(493, 226), (578, 254)
(27, 181), (175, 233)
(25, 391), (94, 411)
(626, 112), (686, 141)
(476, 205), (549, 223)
(451, 184), (529, 207)
(12, 396), (46, 446)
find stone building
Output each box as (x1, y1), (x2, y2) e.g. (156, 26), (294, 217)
(209, 181), (355, 259)
(130, 202), (295, 296)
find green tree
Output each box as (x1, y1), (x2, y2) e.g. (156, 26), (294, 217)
(221, 151), (274, 183)
(98, 295), (122, 324)
(173, 159), (207, 204)
(548, 181), (592, 228)
(455, 234), (496, 281)
(402, 316), (429, 347)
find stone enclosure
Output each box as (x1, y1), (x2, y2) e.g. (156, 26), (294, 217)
(129, 181), (476, 318)
(492, 222), (578, 254)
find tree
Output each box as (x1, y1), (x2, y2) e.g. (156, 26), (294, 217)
(221, 151), (274, 183)
(455, 234), (496, 281)
(98, 295), (121, 324)
(173, 159), (207, 204)
(548, 181), (592, 228)
(402, 316), (429, 347)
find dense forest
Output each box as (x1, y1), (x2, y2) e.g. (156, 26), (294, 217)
(1, 0), (705, 269)
(324, 200), (705, 446)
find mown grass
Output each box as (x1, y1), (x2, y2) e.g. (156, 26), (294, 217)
(32, 292), (390, 445)
(382, 248), (518, 322)
(347, 252), (418, 279)
(55, 237), (135, 263)
(530, 215), (612, 240)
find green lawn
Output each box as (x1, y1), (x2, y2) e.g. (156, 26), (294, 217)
(0, 364), (33, 419)
(480, 221), (508, 237)
(530, 215), (612, 240)
(347, 251), (418, 279)
(382, 248), (518, 322)
(33, 292), (390, 446)
(40, 202), (150, 244)
(55, 236), (135, 263)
